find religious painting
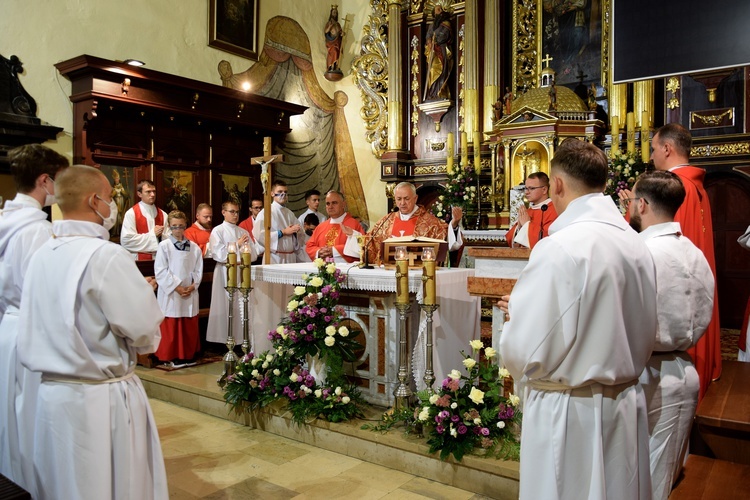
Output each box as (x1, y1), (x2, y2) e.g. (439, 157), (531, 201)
(219, 173), (251, 215)
(162, 170), (195, 217)
(512, 0), (610, 101)
(208, 0), (259, 61)
(99, 164), (135, 241)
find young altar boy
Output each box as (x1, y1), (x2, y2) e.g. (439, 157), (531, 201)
(154, 210), (203, 363)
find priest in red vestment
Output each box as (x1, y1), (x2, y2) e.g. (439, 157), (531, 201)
(506, 172), (559, 249)
(120, 180), (169, 260)
(365, 182), (463, 265)
(650, 123), (721, 399)
(184, 203), (212, 256)
(306, 191), (363, 262)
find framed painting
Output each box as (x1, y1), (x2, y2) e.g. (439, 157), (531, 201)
(218, 172), (252, 220)
(100, 164), (136, 241)
(512, 0), (611, 98)
(162, 169), (195, 217)
(208, 0), (260, 61)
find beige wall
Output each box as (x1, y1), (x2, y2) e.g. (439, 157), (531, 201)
(1, 0), (387, 223)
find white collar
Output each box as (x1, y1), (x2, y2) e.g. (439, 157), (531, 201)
(329, 213), (347, 224)
(138, 201), (156, 215)
(640, 221), (682, 241)
(193, 221), (209, 232)
(529, 198), (552, 210)
(398, 206), (419, 221)
(11, 193), (42, 210)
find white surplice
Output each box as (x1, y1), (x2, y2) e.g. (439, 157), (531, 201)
(253, 201), (303, 263)
(154, 238), (203, 318)
(120, 201), (169, 258)
(206, 221), (258, 344)
(17, 220), (168, 500)
(0, 194), (50, 494)
(739, 225), (750, 361)
(499, 193), (658, 500)
(639, 222), (714, 500)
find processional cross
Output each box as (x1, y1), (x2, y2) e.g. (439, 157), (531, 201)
(251, 137), (284, 264)
(541, 53), (553, 69)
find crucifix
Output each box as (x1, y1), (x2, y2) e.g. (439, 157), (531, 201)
(541, 53), (553, 69)
(251, 137), (284, 265)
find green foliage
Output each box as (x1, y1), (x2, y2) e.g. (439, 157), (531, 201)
(605, 150), (650, 200)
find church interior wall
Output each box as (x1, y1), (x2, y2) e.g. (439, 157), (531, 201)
(0, 0), (388, 224)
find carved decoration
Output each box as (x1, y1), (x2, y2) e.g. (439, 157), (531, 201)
(458, 23), (465, 131)
(691, 142), (750, 157)
(690, 108), (734, 129)
(410, 35), (421, 136)
(512, 0), (538, 93)
(351, 0), (389, 158)
(666, 77), (680, 110)
(414, 164), (448, 175)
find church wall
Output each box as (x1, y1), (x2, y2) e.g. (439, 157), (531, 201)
(0, 0), (387, 223)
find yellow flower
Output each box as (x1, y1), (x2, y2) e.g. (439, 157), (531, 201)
(287, 300), (299, 311)
(508, 393), (520, 407)
(310, 276), (324, 287)
(338, 326), (349, 337)
(276, 325), (284, 334)
(325, 325), (336, 336)
(463, 358), (477, 369)
(294, 286), (306, 295)
(313, 258), (325, 268)
(468, 387), (485, 404)
(448, 369), (461, 380)
(498, 367), (511, 379)
(469, 339), (483, 351)
(324, 336), (335, 346)
(484, 347), (497, 359)
(429, 394), (439, 405)
(290, 372), (299, 382)
(326, 263), (337, 274)
(418, 407), (430, 421)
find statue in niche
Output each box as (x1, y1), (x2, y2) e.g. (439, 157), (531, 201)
(110, 169), (130, 237)
(492, 98), (503, 122)
(324, 5), (344, 81)
(423, 1), (454, 101)
(516, 144), (541, 180)
(548, 82), (558, 111)
(503, 87), (514, 116)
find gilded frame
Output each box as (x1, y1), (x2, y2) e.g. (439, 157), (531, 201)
(208, 0), (260, 61)
(512, 0), (610, 97)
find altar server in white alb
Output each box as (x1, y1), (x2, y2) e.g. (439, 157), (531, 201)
(17, 165), (168, 500)
(154, 210), (204, 364)
(626, 171), (714, 500)
(498, 139), (657, 500)
(0, 144), (68, 496)
(253, 180), (304, 263)
(206, 200), (258, 344)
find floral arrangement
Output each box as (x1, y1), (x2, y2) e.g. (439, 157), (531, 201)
(438, 163), (477, 213)
(605, 150), (650, 200)
(223, 258), (365, 424)
(415, 340), (522, 462)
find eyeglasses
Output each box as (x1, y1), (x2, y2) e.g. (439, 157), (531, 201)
(169, 225), (187, 230)
(620, 197), (649, 205)
(224, 210), (240, 215)
(523, 186), (545, 192)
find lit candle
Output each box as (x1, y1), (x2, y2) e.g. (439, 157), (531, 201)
(626, 112), (635, 153)
(395, 246), (409, 304)
(446, 132), (454, 174)
(240, 243), (251, 289)
(460, 131), (468, 167)
(641, 111), (650, 163)
(226, 242), (237, 288)
(611, 116), (620, 155)
(421, 247), (436, 305)
(474, 131), (481, 174)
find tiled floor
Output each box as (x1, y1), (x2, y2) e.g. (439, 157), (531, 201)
(152, 399), (491, 499)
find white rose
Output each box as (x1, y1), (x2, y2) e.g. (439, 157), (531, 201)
(310, 277), (324, 287)
(469, 339), (483, 351)
(338, 326), (349, 337)
(301, 274), (308, 280)
(463, 358), (477, 369)
(326, 263), (337, 274)
(314, 389), (323, 398)
(497, 421), (506, 429)
(473, 417), (481, 425)
(276, 325), (285, 334)
(251, 369), (259, 377)
(324, 336), (335, 346)
(313, 258), (325, 268)
(335, 387), (342, 396)
(508, 394), (520, 407)
(290, 372), (299, 382)
(429, 394), (439, 405)
(450, 425), (458, 438)
(468, 387), (485, 405)
(266, 355), (273, 362)
(341, 396), (350, 404)
(302, 386), (312, 394)
(287, 300), (299, 311)
(448, 369), (461, 380)
(236, 371), (243, 377)
(450, 402), (458, 409)
(251, 358), (259, 366)
(273, 369), (281, 376)
(262, 362), (269, 369)
(484, 347), (497, 359)
(498, 367), (511, 379)
(325, 325), (336, 336)
(294, 286), (306, 296)
(418, 407), (430, 421)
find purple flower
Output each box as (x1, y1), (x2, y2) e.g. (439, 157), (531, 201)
(439, 410), (450, 419)
(480, 427), (490, 436)
(306, 324), (314, 332)
(330, 292), (340, 299)
(321, 285), (332, 294)
(451, 415), (460, 423)
(324, 316), (332, 322)
(457, 425), (468, 435)
(320, 307), (328, 314)
(436, 425), (445, 434)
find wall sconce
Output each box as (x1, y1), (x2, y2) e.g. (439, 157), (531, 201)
(241, 81), (251, 92)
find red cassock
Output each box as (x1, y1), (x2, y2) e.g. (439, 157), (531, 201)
(506, 201), (559, 249)
(305, 214), (363, 262)
(673, 166), (722, 400)
(184, 223), (210, 255)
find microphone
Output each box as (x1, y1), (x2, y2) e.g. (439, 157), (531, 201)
(538, 204), (548, 242)
(361, 209), (394, 269)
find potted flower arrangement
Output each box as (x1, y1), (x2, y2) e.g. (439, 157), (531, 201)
(415, 340), (522, 461)
(605, 150), (650, 200)
(223, 258), (366, 424)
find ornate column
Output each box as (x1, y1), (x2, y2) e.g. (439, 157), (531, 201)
(386, 0), (405, 152)
(464, 0), (479, 141)
(634, 80), (654, 128)
(483, 0), (500, 132)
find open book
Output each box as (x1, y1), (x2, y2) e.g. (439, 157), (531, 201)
(383, 235), (446, 244)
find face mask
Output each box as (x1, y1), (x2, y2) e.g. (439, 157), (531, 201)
(91, 195), (118, 230)
(43, 178), (56, 207)
(305, 229), (314, 236)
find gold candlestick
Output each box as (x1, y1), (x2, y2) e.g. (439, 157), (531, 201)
(460, 131), (468, 167)
(421, 247), (436, 305)
(611, 116), (620, 155)
(474, 131), (481, 174)
(395, 246), (409, 305)
(240, 243), (251, 289)
(226, 242), (237, 288)
(446, 132), (454, 175)
(626, 112), (636, 154)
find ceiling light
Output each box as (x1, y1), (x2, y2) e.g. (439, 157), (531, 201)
(123, 59), (146, 67)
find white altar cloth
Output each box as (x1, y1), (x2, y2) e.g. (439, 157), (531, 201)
(250, 263), (480, 399)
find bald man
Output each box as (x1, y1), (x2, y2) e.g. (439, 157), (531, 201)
(17, 165), (168, 500)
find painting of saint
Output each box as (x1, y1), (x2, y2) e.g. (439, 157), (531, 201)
(100, 165), (134, 240)
(220, 174), (251, 216)
(163, 170), (194, 216)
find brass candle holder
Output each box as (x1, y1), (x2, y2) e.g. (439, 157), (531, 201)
(393, 245), (413, 410)
(218, 243), (238, 388)
(420, 247), (438, 392)
(419, 303), (439, 392)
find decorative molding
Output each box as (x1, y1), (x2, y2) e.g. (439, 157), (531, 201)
(410, 35), (421, 136)
(690, 108), (734, 129)
(414, 164), (448, 175)
(512, 0), (537, 93)
(352, 0), (389, 158)
(691, 141), (750, 157)
(666, 77), (681, 110)
(458, 23), (466, 131)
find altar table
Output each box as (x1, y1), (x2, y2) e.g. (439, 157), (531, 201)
(250, 263), (480, 406)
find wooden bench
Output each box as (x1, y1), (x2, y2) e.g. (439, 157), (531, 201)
(669, 455), (750, 499)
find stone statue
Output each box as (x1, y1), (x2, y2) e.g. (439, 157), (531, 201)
(324, 5), (343, 76)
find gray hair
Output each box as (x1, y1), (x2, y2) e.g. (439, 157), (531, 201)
(394, 182), (417, 195)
